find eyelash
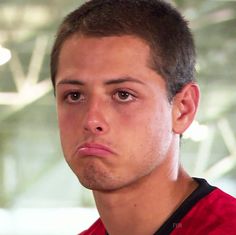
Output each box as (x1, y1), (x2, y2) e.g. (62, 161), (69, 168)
(112, 90), (136, 103)
(64, 91), (85, 103)
(63, 89), (136, 104)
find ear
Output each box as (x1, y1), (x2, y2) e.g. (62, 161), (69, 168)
(172, 83), (200, 134)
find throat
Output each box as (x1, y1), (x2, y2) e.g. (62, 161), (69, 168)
(93, 171), (197, 235)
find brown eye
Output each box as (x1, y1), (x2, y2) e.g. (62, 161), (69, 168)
(70, 92), (80, 100)
(118, 91), (130, 100)
(113, 90), (135, 102)
(66, 92), (85, 103)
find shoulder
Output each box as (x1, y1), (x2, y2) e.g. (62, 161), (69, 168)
(186, 178), (236, 218)
(205, 188), (236, 217)
(78, 218), (106, 235)
(176, 188), (236, 235)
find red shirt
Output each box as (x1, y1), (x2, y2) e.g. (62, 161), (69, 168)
(79, 178), (236, 235)
(79, 219), (106, 235)
(170, 188), (236, 235)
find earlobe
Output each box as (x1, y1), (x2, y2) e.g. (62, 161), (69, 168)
(172, 83), (200, 134)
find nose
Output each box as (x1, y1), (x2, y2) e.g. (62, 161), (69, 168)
(83, 99), (109, 135)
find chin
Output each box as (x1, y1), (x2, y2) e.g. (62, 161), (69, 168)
(76, 172), (133, 192)
(79, 180), (114, 192)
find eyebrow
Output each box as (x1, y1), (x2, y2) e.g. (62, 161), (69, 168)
(104, 77), (145, 85)
(56, 76), (145, 87)
(57, 79), (85, 86)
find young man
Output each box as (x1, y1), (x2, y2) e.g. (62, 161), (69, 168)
(50, 0), (236, 234)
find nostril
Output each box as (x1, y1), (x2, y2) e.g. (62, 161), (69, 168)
(96, 127), (103, 132)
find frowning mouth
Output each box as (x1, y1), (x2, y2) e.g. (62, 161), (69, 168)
(76, 142), (115, 157)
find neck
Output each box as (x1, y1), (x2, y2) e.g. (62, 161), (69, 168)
(93, 161), (198, 235)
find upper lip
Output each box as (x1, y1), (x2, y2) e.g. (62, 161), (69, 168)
(77, 142), (115, 154)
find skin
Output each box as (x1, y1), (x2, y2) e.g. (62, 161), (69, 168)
(55, 35), (200, 235)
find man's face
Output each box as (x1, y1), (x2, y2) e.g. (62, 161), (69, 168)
(56, 35), (175, 191)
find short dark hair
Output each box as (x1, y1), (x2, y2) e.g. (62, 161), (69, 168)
(50, 0), (196, 100)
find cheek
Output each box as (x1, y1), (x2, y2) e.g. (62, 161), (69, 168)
(57, 104), (83, 131)
(118, 102), (171, 134)
(58, 111), (74, 130)
(118, 103), (172, 155)
(114, 109), (172, 181)
(57, 108), (81, 151)
(58, 111), (72, 138)
(148, 104), (173, 147)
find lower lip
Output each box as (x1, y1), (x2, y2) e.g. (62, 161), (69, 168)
(77, 147), (113, 157)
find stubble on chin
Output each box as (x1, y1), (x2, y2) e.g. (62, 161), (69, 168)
(76, 161), (120, 191)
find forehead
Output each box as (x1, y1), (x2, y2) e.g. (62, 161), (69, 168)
(59, 34), (151, 62)
(56, 34), (168, 98)
(56, 35), (154, 79)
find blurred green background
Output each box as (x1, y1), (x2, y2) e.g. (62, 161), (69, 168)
(0, 0), (236, 234)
